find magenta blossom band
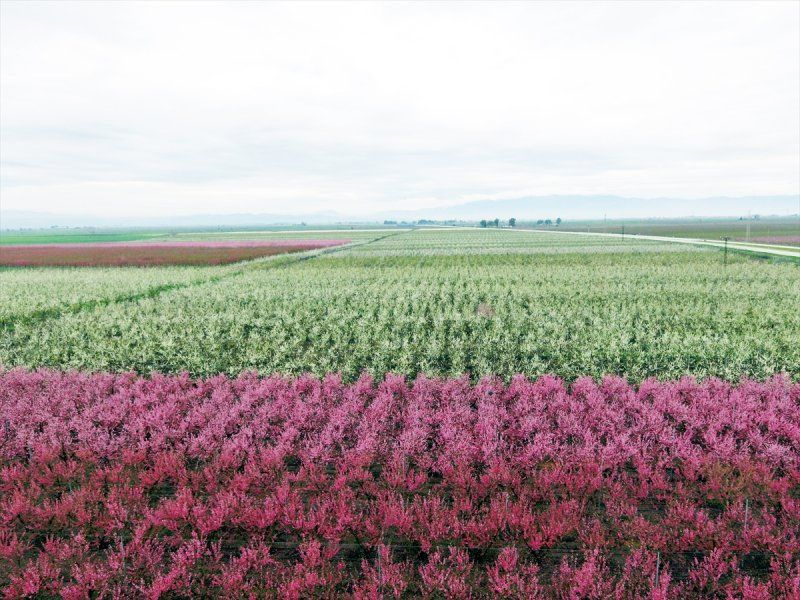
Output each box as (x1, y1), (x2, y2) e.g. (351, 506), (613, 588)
(1, 370), (798, 597)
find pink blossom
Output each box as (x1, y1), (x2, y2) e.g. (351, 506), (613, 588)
(1, 369), (798, 596)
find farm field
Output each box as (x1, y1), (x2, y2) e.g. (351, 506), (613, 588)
(1, 229), (797, 380)
(505, 228), (800, 261)
(525, 216), (800, 247)
(0, 231), (170, 245)
(1, 369), (798, 597)
(0, 232), (387, 326)
(174, 229), (390, 243)
(0, 264), (227, 326)
(3, 0), (797, 596)
(0, 239), (347, 267)
(0, 225), (403, 246)
(1, 228), (799, 597)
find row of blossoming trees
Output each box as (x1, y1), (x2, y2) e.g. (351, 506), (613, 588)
(1, 369), (798, 598)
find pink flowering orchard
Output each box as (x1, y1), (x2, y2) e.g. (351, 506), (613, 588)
(0, 240), (348, 267)
(1, 370), (798, 598)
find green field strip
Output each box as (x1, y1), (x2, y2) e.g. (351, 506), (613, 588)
(0, 232), (173, 245)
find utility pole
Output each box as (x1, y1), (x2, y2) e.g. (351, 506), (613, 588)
(746, 211), (751, 243)
(723, 236), (729, 266)
(621, 224), (625, 241)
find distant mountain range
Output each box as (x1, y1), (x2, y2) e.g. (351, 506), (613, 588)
(2, 195), (798, 229)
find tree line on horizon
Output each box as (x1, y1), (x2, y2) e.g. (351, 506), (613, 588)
(479, 217), (562, 228)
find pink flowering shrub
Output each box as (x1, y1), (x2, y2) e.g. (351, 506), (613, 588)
(1, 370), (798, 597)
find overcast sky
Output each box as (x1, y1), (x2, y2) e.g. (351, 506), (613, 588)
(1, 0), (798, 218)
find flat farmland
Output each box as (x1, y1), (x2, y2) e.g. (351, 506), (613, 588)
(0, 231), (169, 245)
(2, 369), (797, 597)
(2, 229), (797, 380)
(2, 228), (799, 597)
(0, 239), (348, 267)
(0, 225), (397, 246)
(533, 216), (800, 246)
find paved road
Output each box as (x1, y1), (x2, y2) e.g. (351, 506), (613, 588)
(514, 228), (800, 259)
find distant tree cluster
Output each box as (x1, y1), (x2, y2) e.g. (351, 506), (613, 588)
(479, 218), (511, 228)
(535, 218), (562, 226)
(475, 217), (561, 229)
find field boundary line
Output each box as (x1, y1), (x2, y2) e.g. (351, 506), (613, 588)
(0, 231), (409, 332)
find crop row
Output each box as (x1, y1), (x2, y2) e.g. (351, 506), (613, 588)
(2, 232), (797, 379)
(1, 369), (798, 597)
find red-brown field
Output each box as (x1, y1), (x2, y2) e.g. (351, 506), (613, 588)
(0, 240), (348, 267)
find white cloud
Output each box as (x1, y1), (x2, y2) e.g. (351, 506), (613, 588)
(1, 0), (798, 217)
